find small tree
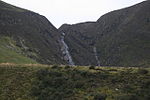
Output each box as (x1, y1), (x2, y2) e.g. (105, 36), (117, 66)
(89, 65), (96, 69)
(137, 68), (149, 74)
(94, 93), (107, 100)
(51, 64), (59, 69)
(64, 65), (71, 69)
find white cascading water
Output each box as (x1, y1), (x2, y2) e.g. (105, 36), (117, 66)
(93, 47), (101, 66)
(60, 32), (75, 66)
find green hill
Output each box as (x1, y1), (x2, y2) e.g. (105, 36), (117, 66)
(0, 64), (150, 100)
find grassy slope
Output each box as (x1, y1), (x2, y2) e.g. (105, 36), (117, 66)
(0, 0), (64, 65)
(0, 64), (149, 100)
(0, 37), (37, 64)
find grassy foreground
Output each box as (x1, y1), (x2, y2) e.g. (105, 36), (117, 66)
(0, 64), (149, 100)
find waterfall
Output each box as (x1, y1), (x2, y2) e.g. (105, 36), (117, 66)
(93, 47), (100, 66)
(60, 32), (75, 66)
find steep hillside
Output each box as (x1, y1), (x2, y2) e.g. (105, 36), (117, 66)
(0, 0), (64, 64)
(59, 0), (150, 67)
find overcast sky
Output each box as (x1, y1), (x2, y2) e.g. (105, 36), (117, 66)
(3, 0), (145, 28)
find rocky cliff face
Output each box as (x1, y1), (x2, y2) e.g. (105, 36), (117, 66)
(0, 1), (64, 64)
(59, 0), (150, 67)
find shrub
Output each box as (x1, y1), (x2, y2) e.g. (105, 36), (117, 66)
(93, 93), (107, 100)
(108, 69), (118, 72)
(31, 68), (75, 100)
(137, 68), (149, 74)
(36, 68), (49, 79)
(74, 80), (85, 89)
(89, 65), (96, 69)
(80, 71), (88, 77)
(51, 64), (59, 69)
(115, 94), (139, 100)
(64, 65), (71, 69)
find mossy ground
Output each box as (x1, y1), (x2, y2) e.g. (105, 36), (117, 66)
(0, 64), (149, 100)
